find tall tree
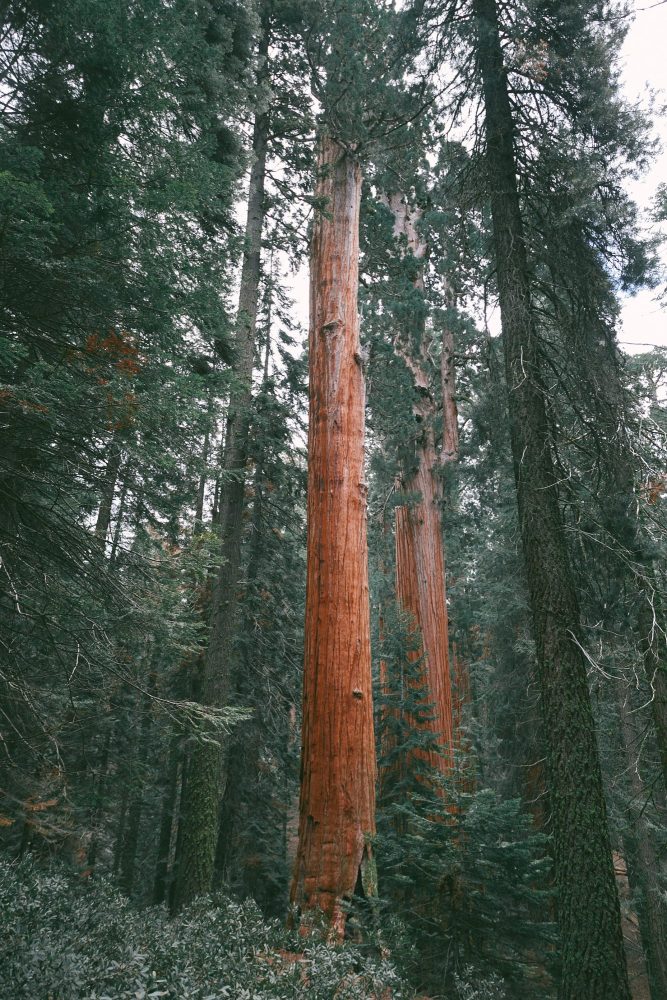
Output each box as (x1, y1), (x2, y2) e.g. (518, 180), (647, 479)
(387, 192), (454, 776)
(289, 135), (376, 936)
(471, 0), (631, 995)
(171, 21), (269, 909)
(288, 0), (427, 935)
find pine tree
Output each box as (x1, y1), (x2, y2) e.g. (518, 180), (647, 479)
(470, 0), (631, 994)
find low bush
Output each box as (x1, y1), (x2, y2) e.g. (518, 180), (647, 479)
(0, 860), (407, 1000)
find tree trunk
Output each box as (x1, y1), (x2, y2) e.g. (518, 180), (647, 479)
(118, 684), (153, 896)
(87, 725), (112, 870)
(473, 2), (631, 996)
(194, 394), (214, 531)
(441, 319), (459, 466)
(109, 467), (129, 565)
(289, 135), (376, 939)
(388, 192), (454, 777)
(451, 642), (474, 795)
(112, 785), (129, 876)
(153, 732), (181, 905)
(617, 686), (667, 1000)
(167, 755), (188, 913)
(95, 435), (122, 544)
(171, 85), (269, 912)
(637, 595), (667, 792)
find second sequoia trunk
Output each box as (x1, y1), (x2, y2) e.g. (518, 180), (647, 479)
(289, 136), (376, 938)
(389, 192), (454, 776)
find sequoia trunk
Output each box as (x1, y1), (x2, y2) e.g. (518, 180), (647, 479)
(389, 193), (453, 774)
(289, 136), (376, 938)
(474, 1), (631, 996)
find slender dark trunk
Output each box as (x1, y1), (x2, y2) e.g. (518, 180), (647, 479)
(637, 595), (667, 791)
(153, 732), (182, 905)
(172, 80), (269, 912)
(212, 472), (268, 892)
(109, 467), (129, 565)
(194, 395), (214, 531)
(473, 2), (630, 996)
(112, 785), (129, 876)
(87, 725), (112, 870)
(168, 755), (188, 913)
(118, 684), (153, 896)
(95, 436), (122, 544)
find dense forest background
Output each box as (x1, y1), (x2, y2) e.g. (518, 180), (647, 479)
(1, 1), (667, 998)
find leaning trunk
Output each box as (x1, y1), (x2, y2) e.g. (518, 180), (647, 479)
(474, 1), (630, 996)
(289, 135), (376, 938)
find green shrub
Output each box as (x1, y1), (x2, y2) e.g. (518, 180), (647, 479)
(0, 860), (408, 999)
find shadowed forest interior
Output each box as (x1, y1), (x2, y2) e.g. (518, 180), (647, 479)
(1, 1), (667, 998)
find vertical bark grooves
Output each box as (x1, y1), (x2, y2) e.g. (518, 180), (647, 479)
(473, 1), (630, 997)
(394, 461), (453, 771)
(388, 192), (453, 775)
(172, 64), (269, 911)
(289, 135), (376, 938)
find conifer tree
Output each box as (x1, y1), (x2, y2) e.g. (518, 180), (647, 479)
(289, 131), (377, 936)
(466, 0), (638, 994)
(388, 193), (454, 777)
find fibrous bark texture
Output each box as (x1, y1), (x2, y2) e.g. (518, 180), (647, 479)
(389, 192), (454, 775)
(394, 469), (453, 773)
(474, 1), (631, 996)
(451, 642), (474, 794)
(289, 135), (376, 938)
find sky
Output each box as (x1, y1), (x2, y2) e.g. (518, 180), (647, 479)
(285, 3), (667, 353)
(618, 0), (667, 352)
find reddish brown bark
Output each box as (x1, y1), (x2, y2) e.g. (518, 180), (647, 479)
(451, 641), (475, 795)
(388, 193), (454, 775)
(289, 136), (376, 937)
(394, 470), (453, 773)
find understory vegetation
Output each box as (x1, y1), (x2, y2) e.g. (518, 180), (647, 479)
(2, 0), (667, 998)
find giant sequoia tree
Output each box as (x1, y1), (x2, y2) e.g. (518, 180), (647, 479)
(288, 0), (429, 934)
(2, 1), (666, 995)
(289, 134), (377, 935)
(389, 193), (455, 777)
